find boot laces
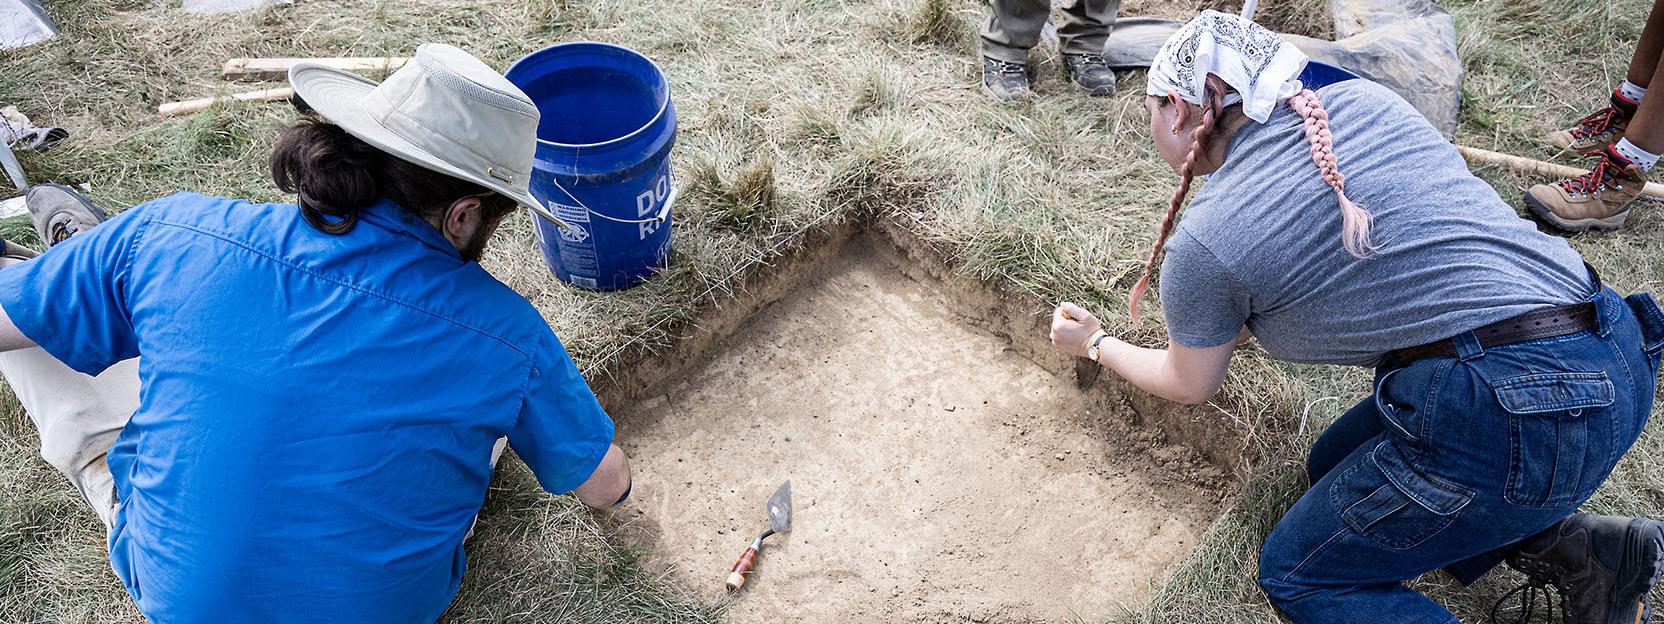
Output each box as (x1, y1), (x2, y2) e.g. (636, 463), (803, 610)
(1071, 54), (1108, 69)
(1559, 153), (1627, 196)
(1569, 105), (1624, 141)
(989, 59), (1026, 76)
(48, 220), (74, 246)
(1489, 579), (1560, 624)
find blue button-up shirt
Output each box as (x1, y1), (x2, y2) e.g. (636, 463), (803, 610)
(0, 193), (614, 623)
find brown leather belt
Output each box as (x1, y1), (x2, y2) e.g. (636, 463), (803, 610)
(1390, 301), (1598, 365)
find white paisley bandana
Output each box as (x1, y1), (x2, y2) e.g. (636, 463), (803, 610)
(1144, 10), (1308, 123)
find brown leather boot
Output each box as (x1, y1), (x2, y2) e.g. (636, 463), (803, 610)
(1525, 146), (1647, 232)
(1546, 91), (1639, 155)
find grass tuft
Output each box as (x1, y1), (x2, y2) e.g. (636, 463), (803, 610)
(687, 158), (779, 231)
(906, 0), (968, 48)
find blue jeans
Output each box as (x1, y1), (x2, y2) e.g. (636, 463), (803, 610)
(1258, 287), (1664, 624)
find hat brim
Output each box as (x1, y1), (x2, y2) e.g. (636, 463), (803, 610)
(288, 63), (562, 226)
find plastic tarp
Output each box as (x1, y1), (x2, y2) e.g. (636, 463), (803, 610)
(1099, 0), (1463, 137)
(182, 0), (292, 14)
(0, 0), (55, 51)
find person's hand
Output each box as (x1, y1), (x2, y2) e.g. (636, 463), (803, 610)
(1049, 302), (1103, 358)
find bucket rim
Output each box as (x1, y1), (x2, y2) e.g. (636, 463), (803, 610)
(505, 41), (673, 151)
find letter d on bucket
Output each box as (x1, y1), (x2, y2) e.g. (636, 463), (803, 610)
(506, 42), (676, 291)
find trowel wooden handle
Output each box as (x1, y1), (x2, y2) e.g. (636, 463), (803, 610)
(725, 546), (759, 591)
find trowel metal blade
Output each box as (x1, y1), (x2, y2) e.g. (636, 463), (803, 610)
(766, 480), (792, 534)
(1073, 357), (1101, 390)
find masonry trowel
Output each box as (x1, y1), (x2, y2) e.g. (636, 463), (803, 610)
(725, 480), (792, 591)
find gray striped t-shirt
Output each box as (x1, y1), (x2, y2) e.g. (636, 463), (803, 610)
(1157, 79), (1590, 366)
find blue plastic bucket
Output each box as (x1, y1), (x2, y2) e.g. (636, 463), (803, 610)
(506, 42), (677, 291)
(1299, 60), (1361, 91)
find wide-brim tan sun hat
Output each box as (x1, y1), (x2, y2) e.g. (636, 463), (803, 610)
(288, 43), (565, 227)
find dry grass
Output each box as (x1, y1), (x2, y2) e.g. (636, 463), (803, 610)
(0, 0), (1660, 622)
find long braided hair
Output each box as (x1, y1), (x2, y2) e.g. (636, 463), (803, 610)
(1127, 75), (1375, 323)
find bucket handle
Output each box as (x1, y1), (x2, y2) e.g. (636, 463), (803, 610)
(549, 179), (677, 229)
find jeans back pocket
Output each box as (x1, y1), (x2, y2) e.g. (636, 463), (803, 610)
(1493, 372), (1616, 508)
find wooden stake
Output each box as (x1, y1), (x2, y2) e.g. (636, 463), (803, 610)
(158, 87), (294, 117)
(1457, 145), (1664, 199)
(222, 57), (410, 82)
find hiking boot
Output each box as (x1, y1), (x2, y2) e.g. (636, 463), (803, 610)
(1546, 91), (1639, 156)
(982, 56), (1033, 103)
(1062, 53), (1116, 96)
(1500, 512), (1664, 624)
(1524, 145), (1647, 232)
(25, 183), (107, 248)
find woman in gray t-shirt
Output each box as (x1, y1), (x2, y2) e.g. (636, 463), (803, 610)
(1047, 12), (1664, 624)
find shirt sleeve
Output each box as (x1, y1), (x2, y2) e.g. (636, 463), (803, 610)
(0, 204), (149, 375)
(1159, 228), (1251, 349)
(508, 333), (616, 495)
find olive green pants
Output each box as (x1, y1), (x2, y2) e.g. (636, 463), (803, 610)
(980, 0), (1120, 63)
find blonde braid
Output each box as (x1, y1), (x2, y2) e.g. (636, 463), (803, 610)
(1288, 89), (1376, 258)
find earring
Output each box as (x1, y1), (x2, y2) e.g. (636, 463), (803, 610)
(1171, 125), (1180, 135)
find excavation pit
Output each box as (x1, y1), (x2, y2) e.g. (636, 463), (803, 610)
(609, 231), (1230, 623)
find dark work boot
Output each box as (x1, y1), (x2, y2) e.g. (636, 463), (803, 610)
(25, 183), (108, 248)
(1499, 512), (1664, 624)
(981, 56), (1032, 103)
(1062, 53), (1115, 96)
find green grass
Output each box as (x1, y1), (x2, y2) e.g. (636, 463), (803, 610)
(0, 0), (1660, 622)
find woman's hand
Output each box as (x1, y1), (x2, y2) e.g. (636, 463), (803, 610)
(1049, 302), (1104, 358)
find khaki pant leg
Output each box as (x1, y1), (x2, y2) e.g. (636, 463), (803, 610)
(1056, 0), (1119, 56)
(0, 256), (139, 530)
(981, 0), (1054, 63)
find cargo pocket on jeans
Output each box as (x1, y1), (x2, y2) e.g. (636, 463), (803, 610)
(1330, 440), (1475, 550)
(1494, 372), (1616, 508)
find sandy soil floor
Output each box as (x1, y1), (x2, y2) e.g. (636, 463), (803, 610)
(613, 237), (1224, 623)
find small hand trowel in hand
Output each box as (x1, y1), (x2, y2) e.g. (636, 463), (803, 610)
(725, 480), (792, 591)
(1058, 308), (1102, 390)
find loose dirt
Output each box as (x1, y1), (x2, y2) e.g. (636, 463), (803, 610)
(613, 237), (1225, 623)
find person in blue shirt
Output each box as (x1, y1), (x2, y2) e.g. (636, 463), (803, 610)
(0, 44), (631, 622)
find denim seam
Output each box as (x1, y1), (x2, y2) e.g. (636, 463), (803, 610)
(149, 219), (534, 360)
(1491, 371), (1610, 386)
(1375, 368), (1416, 443)
(1594, 289), (1614, 337)
(1603, 335), (1636, 470)
(1505, 407), (1525, 505)
(1419, 359), (1455, 454)
(1280, 526), (1352, 582)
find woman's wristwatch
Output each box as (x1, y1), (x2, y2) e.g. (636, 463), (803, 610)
(1084, 330), (1110, 362)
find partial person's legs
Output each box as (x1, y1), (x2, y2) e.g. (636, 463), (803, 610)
(1624, 0), (1664, 90)
(1055, 0), (1119, 95)
(1529, 0), (1664, 231)
(0, 183), (133, 529)
(980, 0), (1049, 102)
(1621, 33), (1664, 157)
(1544, 0), (1664, 154)
(980, 0), (1051, 64)
(0, 255), (138, 529)
(1053, 0), (1118, 57)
